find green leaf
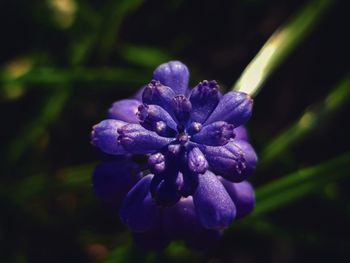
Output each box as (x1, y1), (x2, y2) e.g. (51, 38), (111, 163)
(254, 151), (350, 216)
(260, 75), (350, 168)
(120, 44), (172, 68)
(0, 67), (149, 89)
(233, 0), (333, 97)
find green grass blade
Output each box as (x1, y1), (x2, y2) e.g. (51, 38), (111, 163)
(233, 0), (333, 97)
(260, 75), (350, 168)
(120, 44), (172, 68)
(0, 67), (150, 89)
(254, 151), (350, 216)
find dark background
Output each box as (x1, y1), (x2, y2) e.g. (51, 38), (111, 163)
(0, 0), (349, 262)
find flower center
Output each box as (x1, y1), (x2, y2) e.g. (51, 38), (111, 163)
(177, 132), (189, 145)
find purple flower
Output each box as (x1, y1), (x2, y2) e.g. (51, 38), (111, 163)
(94, 171), (254, 250)
(91, 61), (257, 249)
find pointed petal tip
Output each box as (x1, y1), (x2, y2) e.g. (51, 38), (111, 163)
(205, 91), (253, 127)
(189, 80), (221, 123)
(148, 152), (166, 174)
(192, 121), (235, 146)
(108, 99), (141, 123)
(188, 147), (208, 174)
(202, 140), (257, 182)
(172, 95), (192, 123)
(91, 119), (128, 155)
(118, 123), (174, 154)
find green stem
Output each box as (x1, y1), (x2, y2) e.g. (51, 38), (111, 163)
(233, 0), (333, 97)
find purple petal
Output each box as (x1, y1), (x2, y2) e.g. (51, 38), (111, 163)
(172, 95), (192, 124)
(167, 143), (183, 155)
(232, 139), (258, 178)
(91, 120), (128, 155)
(153, 61), (190, 95)
(108, 99), (141, 123)
(190, 80), (220, 123)
(142, 80), (175, 114)
(137, 104), (177, 136)
(220, 178), (255, 218)
(187, 147), (208, 174)
(92, 159), (142, 206)
(234, 126), (249, 141)
(120, 175), (159, 232)
(201, 140), (257, 182)
(118, 124), (174, 154)
(148, 152), (166, 174)
(187, 122), (202, 135)
(205, 91), (253, 127)
(193, 170), (236, 229)
(191, 121), (235, 146)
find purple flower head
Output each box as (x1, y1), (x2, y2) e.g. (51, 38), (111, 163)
(91, 61), (257, 249)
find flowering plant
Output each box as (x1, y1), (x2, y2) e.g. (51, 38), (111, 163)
(91, 61), (257, 249)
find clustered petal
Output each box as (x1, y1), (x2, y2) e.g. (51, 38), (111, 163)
(91, 61), (257, 250)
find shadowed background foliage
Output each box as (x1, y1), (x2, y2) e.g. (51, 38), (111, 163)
(0, 0), (349, 262)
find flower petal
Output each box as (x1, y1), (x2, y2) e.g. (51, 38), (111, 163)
(190, 80), (220, 123)
(142, 80), (175, 115)
(234, 125), (249, 141)
(232, 139), (258, 178)
(172, 95), (192, 124)
(108, 99), (141, 123)
(148, 152), (166, 174)
(118, 124), (174, 154)
(187, 147), (208, 174)
(220, 178), (255, 218)
(205, 91), (253, 127)
(137, 104), (177, 136)
(153, 61), (189, 95)
(201, 140), (257, 182)
(191, 121), (235, 146)
(120, 175), (159, 232)
(193, 170), (236, 229)
(91, 119), (128, 155)
(92, 158), (142, 205)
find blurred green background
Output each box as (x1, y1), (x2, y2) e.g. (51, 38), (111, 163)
(0, 0), (349, 262)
